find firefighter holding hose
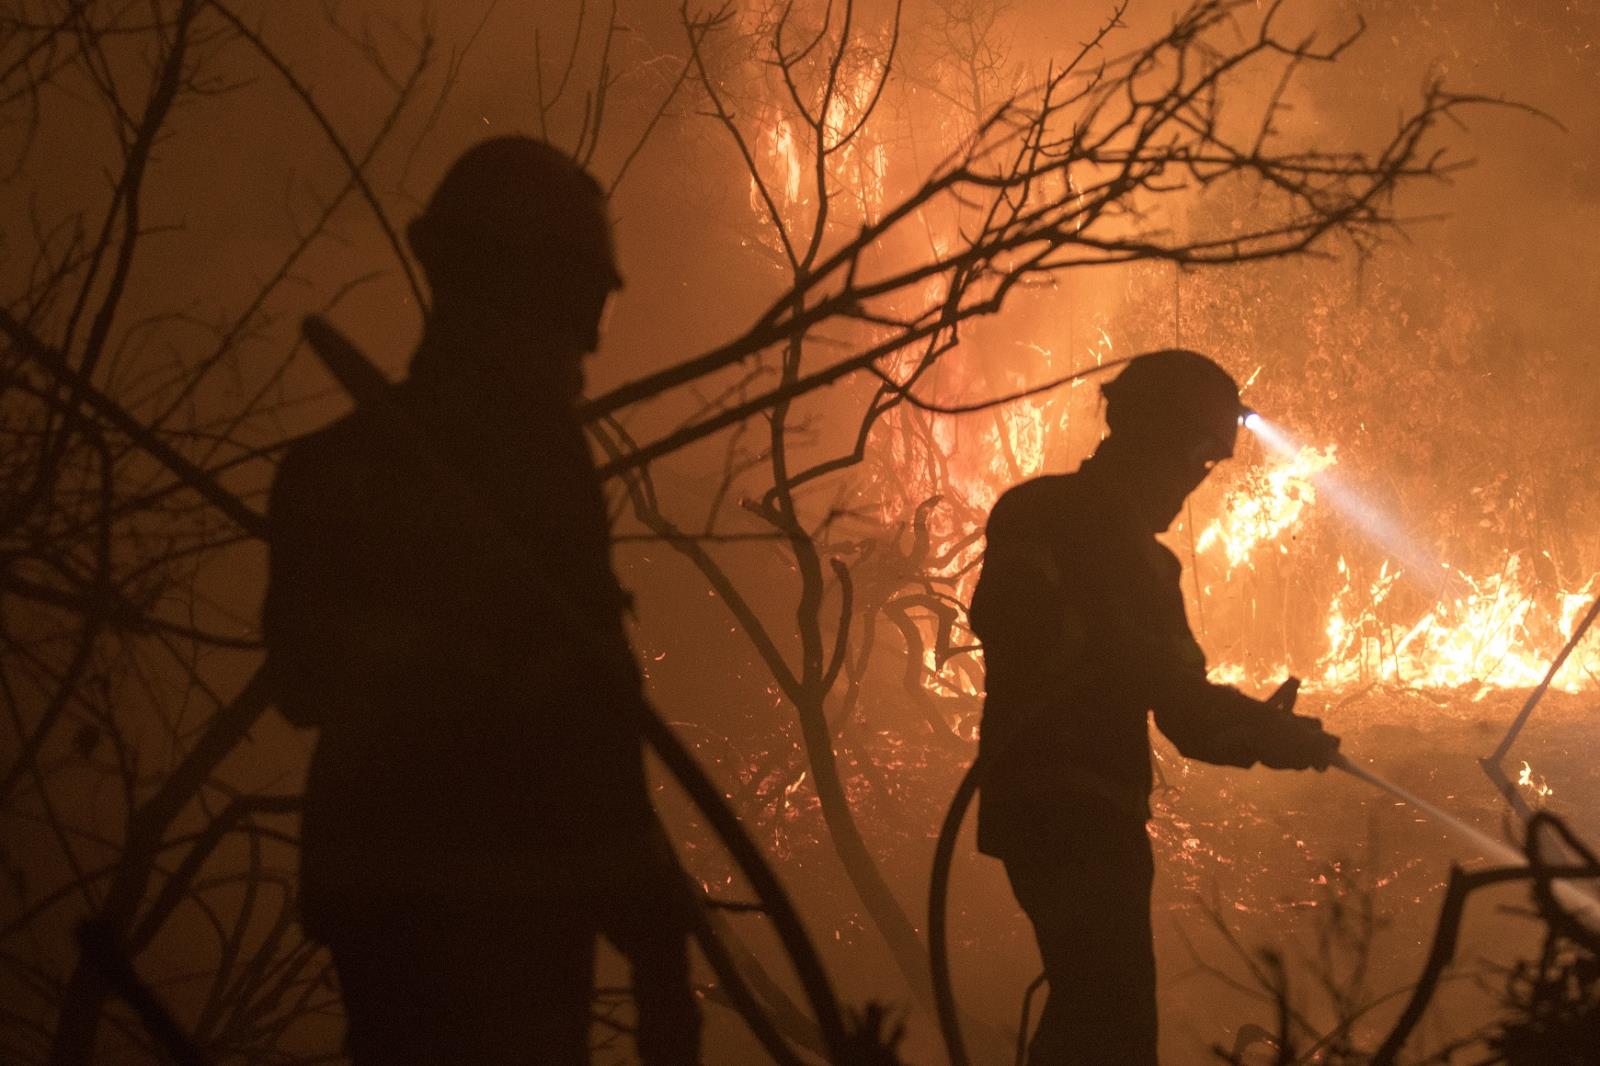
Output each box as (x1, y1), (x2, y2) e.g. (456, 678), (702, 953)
(969, 349), (1340, 1065)
(262, 138), (699, 1064)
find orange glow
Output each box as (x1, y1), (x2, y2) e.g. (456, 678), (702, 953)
(1518, 759), (1555, 801)
(1194, 444), (1337, 570)
(1313, 558), (1599, 694)
(754, 60), (889, 223)
(1195, 448), (1600, 694)
(879, 391), (1598, 700)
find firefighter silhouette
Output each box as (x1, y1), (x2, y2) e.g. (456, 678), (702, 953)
(970, 350), (1340, 1065)
(263, 137), (700, 1065)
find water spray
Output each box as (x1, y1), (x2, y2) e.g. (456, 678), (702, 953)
(1330, 752), (1600, 924)
(1330, 754), (1525, 867)
(1241, 413), (1600, 907)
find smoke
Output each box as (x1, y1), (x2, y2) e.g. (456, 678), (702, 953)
(8, 3), (1599, 1062)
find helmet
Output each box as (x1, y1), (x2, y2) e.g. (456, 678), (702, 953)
(1102, 348), (1244, 461)
(408, 137), (623, 302)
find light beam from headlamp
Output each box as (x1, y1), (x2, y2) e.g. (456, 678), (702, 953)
(1240, 413), (1450, 590)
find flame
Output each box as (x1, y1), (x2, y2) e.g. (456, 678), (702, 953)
(1194, 446), (1599, 693)
(1195, 444), (1337, 570)
(869, 343), (1090, 710)
(890, 406), (1600, 696)
(758, 114), (804, 210)
(753, 60), (889, 223)
(1518, 760), (1554, 801)
(724, 6), (1600, 705)
(1205, 661), (1280, 687)
(863, 315), (1596, 698)
(824, 60), (890, 220)
(1314, 555), (1598, 695)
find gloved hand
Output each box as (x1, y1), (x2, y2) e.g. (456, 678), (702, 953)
(1264, 676), (1300, 714)
(1257, 712), (1341, 770)
(1255, 677), (1340, 771)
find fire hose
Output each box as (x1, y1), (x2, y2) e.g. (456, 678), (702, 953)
(928, 750), (988, 1066)
(929, 676), (1301, 1066)
(929, 724), (1600, 1066)
(301, 316), (847, 1065)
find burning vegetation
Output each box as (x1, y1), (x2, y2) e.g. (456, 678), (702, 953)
(2, 0), (1599, 1064)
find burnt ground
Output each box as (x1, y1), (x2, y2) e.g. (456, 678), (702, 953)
(654, 687), (1600, 1065)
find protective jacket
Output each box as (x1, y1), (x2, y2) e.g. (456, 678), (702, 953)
(972, 452), (1283, 858)
(262, 349), (655, 928)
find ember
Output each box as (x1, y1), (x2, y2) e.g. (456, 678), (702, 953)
(1518, 759), (1554, 802)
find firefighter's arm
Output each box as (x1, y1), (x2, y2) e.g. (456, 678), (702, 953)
(1116, 615), (1339, 771)
(1239, 678), (1341, 770)
(1153, 678), (1337, 770)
